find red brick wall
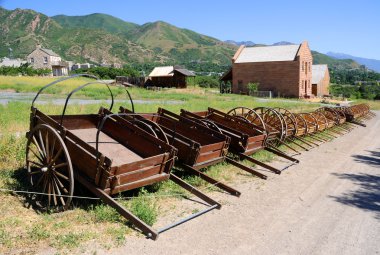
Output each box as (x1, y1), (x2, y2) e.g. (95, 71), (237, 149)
(232, 60), (300, 97)
(231, 41), (313, 98)
(297, 41), (313, 97)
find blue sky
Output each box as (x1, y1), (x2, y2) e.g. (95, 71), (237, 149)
(1, 0), (379, 60)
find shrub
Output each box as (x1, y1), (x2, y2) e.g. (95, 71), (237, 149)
(191, 76), (219, 88)
(247, 82), (259, 94)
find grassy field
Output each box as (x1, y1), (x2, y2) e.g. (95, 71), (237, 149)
(0, 76), (378, 253)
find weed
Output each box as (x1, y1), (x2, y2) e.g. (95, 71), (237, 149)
(54, 233), (81, 249)
(28, 224), (50, 241)
(91, 204), (121, 223)
(106, 226), (129, 246)
(127, 188), (158, 226)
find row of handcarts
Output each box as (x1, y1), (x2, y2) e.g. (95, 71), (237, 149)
(25, 75), (375, 239)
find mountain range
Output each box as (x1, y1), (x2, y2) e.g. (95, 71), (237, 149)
(0, 7), (368, 72)
(326, 52), (380, 72)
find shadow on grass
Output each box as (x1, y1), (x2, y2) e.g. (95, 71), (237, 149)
(330, 172), (380, 220)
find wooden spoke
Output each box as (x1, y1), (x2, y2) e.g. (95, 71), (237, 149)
(50, 137), (56, 162)
(54, 170), (69, 181)
(50, 176), (58, 206)
(45, 132), (50, 162)
(29, 147), (45, 164)
(34, 173), (45, 187)
(52, 176), (66, 206)
(26, 124), (74, 211)
(38, 130), (47, 159)
(27, 159), (44, 168)
(48, 148), (63, 168)
(53, 173), (69, 194)
(32, 136), (45, 160)
(29, 170), (42, 175)
(47, 178), (52, 208)
(54, 162), (68, 170)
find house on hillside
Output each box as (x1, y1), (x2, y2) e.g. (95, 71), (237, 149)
(223, 41), (313, 98)
(27, 45), (69, 76)
(148, 66), (195, 88)
(0, 57), (26, 67)
(311, 64), (330, 97)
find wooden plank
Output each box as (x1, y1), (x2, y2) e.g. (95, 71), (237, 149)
(108, 174), (170, 194)
(115, 165), (163, 185)
(115, 154), (168, 174)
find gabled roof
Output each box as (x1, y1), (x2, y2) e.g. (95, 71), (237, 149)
(149, 66), (174, 77)
(174, 68), (195, 77)
(149, 66), (194, 77)
(234, 44), (301, 63)
(40, 48), (60, 57)
(312, 64), (328, 84)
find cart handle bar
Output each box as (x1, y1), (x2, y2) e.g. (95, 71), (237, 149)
(32, 74), (99, 107)
(60, 80), (114, 126)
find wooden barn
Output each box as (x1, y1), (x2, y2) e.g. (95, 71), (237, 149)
(226, 41), (313, 98)
(148, 66), (195, 88)
(312, 64), (330, 97)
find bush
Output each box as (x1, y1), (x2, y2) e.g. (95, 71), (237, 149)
(190, 76), (219, 88)
(0, 63), (50, 76)
(71, 66), (139, 79)
(247, 82), (259, 94)
(329, 83), (380, 100)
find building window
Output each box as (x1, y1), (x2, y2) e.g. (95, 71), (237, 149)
(30, 57), (34, 63)
(238, 80), (244, 92)
(305, 62), (308, 75)
(309, 62), (311, 72)
(301, 80), (304, 89)
(302, 61), (304, 71)
(43, 56), (48, 64)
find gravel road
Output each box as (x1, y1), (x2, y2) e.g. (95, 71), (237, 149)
(99, 112), (380, 255)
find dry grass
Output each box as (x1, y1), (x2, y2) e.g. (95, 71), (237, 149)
(0, 76), (377, 253)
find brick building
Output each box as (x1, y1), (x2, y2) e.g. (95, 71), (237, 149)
(311, 64), (330, 96)
(227, 41), (313, 98)
(27, 45), (69, 76)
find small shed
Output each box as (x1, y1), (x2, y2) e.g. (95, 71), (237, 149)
(148, 66), (195, 88)
(312, 64), (330, 96)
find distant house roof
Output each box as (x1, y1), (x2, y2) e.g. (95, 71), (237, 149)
(0, 57), (26, 67)
(312, 64), (328, 84)
(174, 68), (195, 77)
(40, 48), (60, 57)
(149, 66), (195, 77)
(234, 44), (301, 63)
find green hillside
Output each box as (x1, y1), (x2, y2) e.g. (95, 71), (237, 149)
(52, 13), (138, 35)
(0, 7), (366, 73)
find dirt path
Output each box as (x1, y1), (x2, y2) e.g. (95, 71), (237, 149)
(99, 112), (380, 255)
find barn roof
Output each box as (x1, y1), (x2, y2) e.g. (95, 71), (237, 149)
(149, 66), (174, 77)
(40, 48), (60, 57)
(234, 44), (301, 63)
(149, 66), (194, 77)
(174, 68), (195, 76)
(312, 64), (328, 84)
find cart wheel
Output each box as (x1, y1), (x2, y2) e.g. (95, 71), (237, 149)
(227, 107), (266, 130)
(26, 124), (74, 211)
(253, 107), (286, 145)
(274, 108), (297, 137)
